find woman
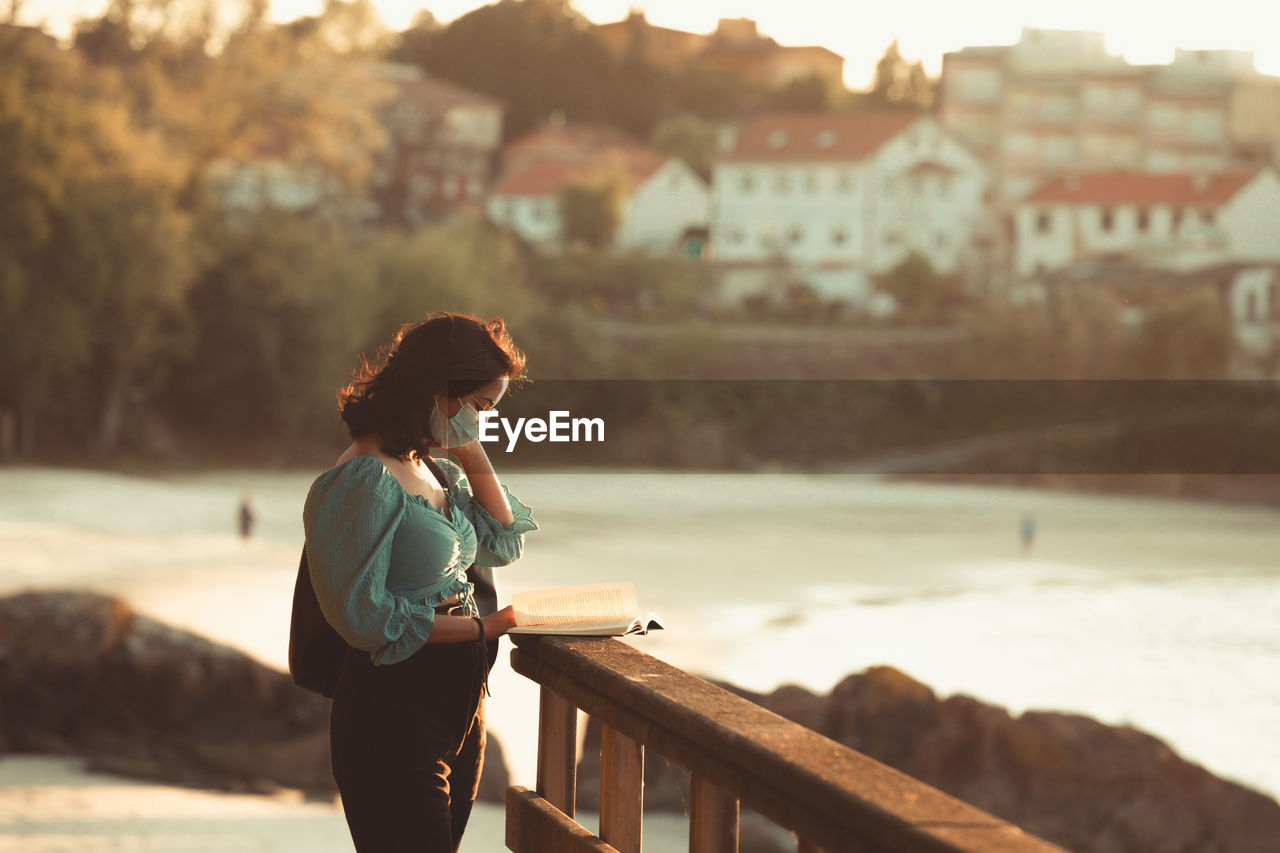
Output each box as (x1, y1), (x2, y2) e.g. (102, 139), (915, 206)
(302, 312), (537, 852)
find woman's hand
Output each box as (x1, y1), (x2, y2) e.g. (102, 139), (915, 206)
(482, 605), (518, 640)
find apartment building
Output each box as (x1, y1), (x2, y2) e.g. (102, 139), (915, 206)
(940, 29), (1280, 200)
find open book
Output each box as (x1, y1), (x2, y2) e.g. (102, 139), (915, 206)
(507, 582), (664, 637)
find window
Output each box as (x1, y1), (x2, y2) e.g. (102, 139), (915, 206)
(1005, 133), (1035, 155)
(815, 129), (837, 149)
(936, 231), (948, 249)
(1036, 211), (1052, 234)
(956, 67), (1000, 101)
(1171, 208), (1184, 231)
(1149, 105), (1180, 129)
(1100, 208), (1115, 232)
(1136, 207), (1150, 233)
(1044, 136), (1074, 166)
(787, 226), (804, 244)
(831, 227), (848, 246)
(766, 130), (789, 149)
(726, 227), (745, 245)
(1188, 109), (1224, 143)
(775, 170), (792, 194)
(837, 171), (855, 193)
(740, 172), (756, 193)
(805, 170), (819, 194)
(1203, 209), (1217, 226)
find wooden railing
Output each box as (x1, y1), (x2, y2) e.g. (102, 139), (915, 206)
(504, 635), (1069, 853)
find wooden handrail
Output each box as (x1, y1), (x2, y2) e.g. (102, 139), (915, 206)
(506, 635), (1068, 853)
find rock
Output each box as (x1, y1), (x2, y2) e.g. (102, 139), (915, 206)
(729, 666), (1280, 853)
(568, 663), (1280, 852)
(0, 591), (510, 802)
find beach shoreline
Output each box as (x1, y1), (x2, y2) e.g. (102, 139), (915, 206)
(2, 464), (1278, 849)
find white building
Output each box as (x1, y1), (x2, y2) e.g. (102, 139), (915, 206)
(1013, 169), (1280, 276)
(710, 111), (987, 302)
(486, 151), (709, 254)
(940, 28), (1280, 201)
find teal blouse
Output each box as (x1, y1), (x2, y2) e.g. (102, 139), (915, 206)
(302, 455), (538, 665)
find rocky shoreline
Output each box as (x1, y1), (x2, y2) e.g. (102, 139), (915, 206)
(0, 590), (509, 801)
(575, 668), (1280, 853)
(3, 592), (1279, 853)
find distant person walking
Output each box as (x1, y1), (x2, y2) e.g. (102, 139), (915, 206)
(302, 312), (537, 853)
(1020, 514), (1037, 556)
(238, 492), (256, 540)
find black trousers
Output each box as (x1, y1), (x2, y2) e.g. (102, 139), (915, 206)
(330, 639), (491, 853)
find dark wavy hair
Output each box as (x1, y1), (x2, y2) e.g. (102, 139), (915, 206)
(338, 312), (527, 459)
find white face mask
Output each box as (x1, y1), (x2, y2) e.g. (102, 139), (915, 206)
(429, 401), (481, 449)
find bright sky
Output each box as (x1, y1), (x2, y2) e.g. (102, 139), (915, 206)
(16, 0), (1280, 88)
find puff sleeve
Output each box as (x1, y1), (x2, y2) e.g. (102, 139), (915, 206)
(302, 456), (437, 665)
(434, 457), (539, 568)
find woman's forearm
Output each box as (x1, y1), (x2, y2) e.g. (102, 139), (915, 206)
(425, 608), (516, 643)
(448, 442), (516, 527)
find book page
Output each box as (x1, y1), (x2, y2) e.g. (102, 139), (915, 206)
(511, 582), (637, 627)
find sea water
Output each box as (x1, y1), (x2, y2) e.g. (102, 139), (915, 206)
(1, 466), (1277, 807)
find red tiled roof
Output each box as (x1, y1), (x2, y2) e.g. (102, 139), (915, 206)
(720, 112), (923, 162)
(1026, 171), (1258, 206)
(492, 150), (665, 196)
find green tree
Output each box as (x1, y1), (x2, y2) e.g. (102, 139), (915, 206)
(159, 212), (377, 441)
(765, 74), (831, 112)
(75, 0), (389, 212)
(671, 62), (763, 122)
(558, 175), (625, 250)
(867, 40), (933, 110)
(963, 288), (1131, 379)
(1128, 290), (1234, 379)
(880, 252), (965, 322)
(0, 26), (194, 455)
(393, 0), (621, 141)
(359, 218), (536, 355)
(649, 113), (717, 181)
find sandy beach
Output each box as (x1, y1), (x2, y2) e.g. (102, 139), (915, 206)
(2, 464), (1278, 850)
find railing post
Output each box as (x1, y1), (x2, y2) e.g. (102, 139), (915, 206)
(689, 774), (738, 853)
(599, 723), (643, 853)
(536, 686), (578, 817)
